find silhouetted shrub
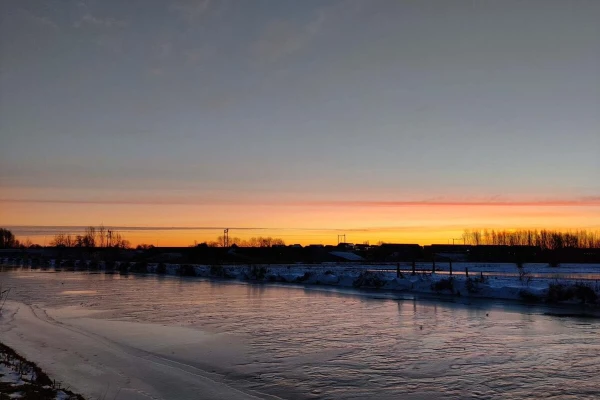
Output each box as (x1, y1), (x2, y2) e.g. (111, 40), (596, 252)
(518, 266), (532, 285)
(546, 283), (573, 303)
(118, 262), (129, 274)
(210, 264), (233, 278)
(295, 271), (312, 283)
(130, 261), (148, 273)
(156, 263), (166, 274)
(248, 265), (268, 280)
(574, 283), (597, 304)
(432, 277), (454, 293)
(465, 275), (487, 294)
(180, 264), (196, 277)
(519, 290), (541, 302)
(210, 264), (223, 276)
(547, 283), (597, 304)
(353, 271), (386, 289)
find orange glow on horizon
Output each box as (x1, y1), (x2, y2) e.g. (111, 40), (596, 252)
(2, 195), (599, 247)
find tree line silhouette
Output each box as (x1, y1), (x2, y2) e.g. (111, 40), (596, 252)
(0, 228), (20, 249)
(461, 229), (600, 249)
(203, 236), (286, 248)
(50, 225), (130, 249)
(2, 227), (599, 250)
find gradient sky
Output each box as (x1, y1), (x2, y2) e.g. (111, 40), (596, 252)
(1, 0), (599, 246)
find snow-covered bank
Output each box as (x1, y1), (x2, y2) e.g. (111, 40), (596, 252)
(0, 341), (84, 399)
(143, 262), (600, 304)
(0, 301), (279, 400)
(3, 259), (600, 305)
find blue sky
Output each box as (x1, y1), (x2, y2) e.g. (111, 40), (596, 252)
(1, 0), (599, 244)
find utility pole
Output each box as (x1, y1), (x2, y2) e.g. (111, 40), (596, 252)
(224, 229), (229, 247)
(337, 234), (346, 244)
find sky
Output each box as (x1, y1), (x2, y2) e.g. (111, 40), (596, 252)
(1, 0), (599, 246)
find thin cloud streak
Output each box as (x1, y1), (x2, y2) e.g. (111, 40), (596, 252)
(2, 224), (492, 234)
(2, 198), (599, 207)
(74, 14), (127, 28)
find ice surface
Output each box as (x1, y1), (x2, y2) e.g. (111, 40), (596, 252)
(0, 301), (278, 400)
(1, 269), (600, 399)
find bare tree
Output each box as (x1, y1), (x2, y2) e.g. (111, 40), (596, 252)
(271, 238), (285, 246)
(98, 224), (106, 248)
(463, 228), (600, 249)
(51, 233), (75, 247)
(0, 229), (18, 248)
(111, 232), (130, 249)
(83, 226), (96, 248)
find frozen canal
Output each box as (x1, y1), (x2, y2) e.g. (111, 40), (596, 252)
(1, 269), (599, 399)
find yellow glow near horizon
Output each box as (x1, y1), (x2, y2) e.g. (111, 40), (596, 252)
(2, 197), (599, 246)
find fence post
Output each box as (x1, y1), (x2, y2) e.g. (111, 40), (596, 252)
(465, 267), (469, 278)
(396, 263), (400, 278)
(412, 260), (416, 275)
(449, 260), (452, 276)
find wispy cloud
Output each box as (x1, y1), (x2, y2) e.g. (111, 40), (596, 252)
(155, 41), (173, 59)
(304, 199), (600, 208)
(251, 0), (363, 64)
(184, 45), (215, 64)
(74, 14), (127, 28)
(252, 17), (323, 64)
(2, 197), (599, 207)
(5, 8), (60, 31)
(170, 0), (212, 21)
(146, 67), (164, 77)
(25, 12), (59, 30)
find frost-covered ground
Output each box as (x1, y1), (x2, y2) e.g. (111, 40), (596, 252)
(0, 342), (83, 400)
(146, 262), (600, 304)
(4, 258), (599, 305)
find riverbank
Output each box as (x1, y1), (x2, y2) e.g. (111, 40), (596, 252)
(2, 261), (600, 307)
(97, 261), (600, 306)
(0, 341), (84, 400)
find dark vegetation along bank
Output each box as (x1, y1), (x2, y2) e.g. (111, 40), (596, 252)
(2, 243), (600, 267)
(2, 227), (600, 265)
(0, 342), (84, 400)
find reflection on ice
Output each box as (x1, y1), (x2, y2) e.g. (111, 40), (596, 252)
(1, 269), (599, 400)
(59, 290), (97, 295)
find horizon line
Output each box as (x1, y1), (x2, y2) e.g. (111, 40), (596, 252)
(2, 197), (600, 207)
(5, 225), (600, 233)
